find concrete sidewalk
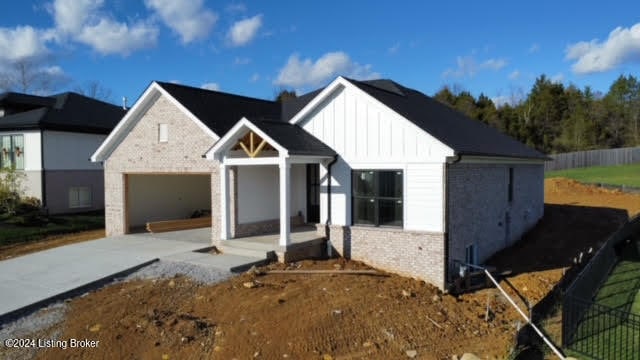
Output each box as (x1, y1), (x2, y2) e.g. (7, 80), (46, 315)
(0, 230), (263, 324)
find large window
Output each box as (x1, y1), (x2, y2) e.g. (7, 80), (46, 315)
(1, 135), (24, 169)
(352, 170), (403, 227)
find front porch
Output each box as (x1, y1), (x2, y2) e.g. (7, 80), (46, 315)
(208, 117), (336, 262)
(218, 225), (327, 262)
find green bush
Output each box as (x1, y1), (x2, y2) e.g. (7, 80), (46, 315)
(0, 167), (26, 215)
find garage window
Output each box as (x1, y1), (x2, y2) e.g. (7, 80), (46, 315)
(69, 187), (92, 208)
(158, 123), (169, 143)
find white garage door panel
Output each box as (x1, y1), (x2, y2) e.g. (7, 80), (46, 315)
(127, 175), (211, 227)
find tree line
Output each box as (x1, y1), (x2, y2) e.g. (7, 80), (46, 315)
(433, 74), (640, 154)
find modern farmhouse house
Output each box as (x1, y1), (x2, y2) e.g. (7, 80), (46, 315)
(92, 77), (546, 290)
(0, 91), (125, 214)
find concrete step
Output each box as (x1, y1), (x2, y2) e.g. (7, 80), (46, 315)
(218, 240), (277, 261)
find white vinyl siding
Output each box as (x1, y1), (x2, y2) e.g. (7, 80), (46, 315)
(69, 187), (92, 208)
(42, 131), (106, 170)
(405, 163), (444, 232)
(301, 85), (451, 231)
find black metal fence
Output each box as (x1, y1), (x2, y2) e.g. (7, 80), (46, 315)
(562, 215), (640, 359)
(545, 146), (640, 172)
(564, 296), (640, 359)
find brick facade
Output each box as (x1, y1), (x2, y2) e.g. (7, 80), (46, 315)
(446, 163), (544, 279)
(103, 94), (218, 236)
(320, 224), (446, 289)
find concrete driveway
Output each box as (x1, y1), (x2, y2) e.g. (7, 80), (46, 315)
(0, 228), (261, 324)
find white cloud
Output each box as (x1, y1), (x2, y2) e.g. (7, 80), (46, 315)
(201, 82), (220, 91)
(52, 0), (102, 34)
(227, 14), (263, 47)
(551, 72), (564, 83)
(388, 42), (400, 54)
(0, 26), (50, 63)
(145, 0), (217, 43)
(566, 23), (640, 74)
(76, 18), (158, 56)
(249, 73), (260, 83)
(274, 51), (380, 88)
(528, 43), (540, 53)
(491, 95), (511, 108)
(50, 0), (159, 56)
(234, 56), (251, 65)
(509, 70), (521, 80)
(443, 56), (508, 78)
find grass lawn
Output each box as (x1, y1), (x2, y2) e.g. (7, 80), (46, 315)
(545, 163), (640, 188)
(0, 212), (104, 247)
(566, 243), (640, 359)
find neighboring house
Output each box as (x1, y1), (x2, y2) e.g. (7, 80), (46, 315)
(92, 77), (546, 290)
(0, 91), (125, 214)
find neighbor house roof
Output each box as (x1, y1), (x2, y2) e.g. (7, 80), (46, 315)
(156, 82), (282, 136)
(288, 77), (547, 160)
(0, 91), (126, 134)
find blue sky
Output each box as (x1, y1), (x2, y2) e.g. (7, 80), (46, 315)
(1, 0), (639, 106)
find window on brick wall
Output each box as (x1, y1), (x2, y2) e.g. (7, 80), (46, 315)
(352, 170), (403, 227)
(465, 244), (477, 265)
(158, 123), (168, 143)
(1, 134), (24, 169)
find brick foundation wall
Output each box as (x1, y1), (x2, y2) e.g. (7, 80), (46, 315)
(320, 224), (446, 290)
(446, 163), (544, 278)
(103, 94), (218, 236)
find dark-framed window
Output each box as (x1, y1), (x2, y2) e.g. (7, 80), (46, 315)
(1, 134), (24, 170)
(352, 170), (403, 227)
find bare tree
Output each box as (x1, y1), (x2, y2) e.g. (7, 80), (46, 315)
(74, 80), (113, 102)
(0, 59), (68, 94)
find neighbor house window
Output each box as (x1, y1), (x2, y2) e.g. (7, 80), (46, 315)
(69, 187), (92, 208)
(508, 167), (514, 202)
(352, 170), (403, 227)
(158, 123), (168, 143)
(1, 134), (24, 169)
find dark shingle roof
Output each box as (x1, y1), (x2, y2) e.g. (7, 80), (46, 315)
(0, 92), (125, 134)
(251, 119), (336, 156)
(345, 78), (546, 159)
(0, 92), (56, 108)
(157, 82), (281, 136)
(281, 88), (322, 121)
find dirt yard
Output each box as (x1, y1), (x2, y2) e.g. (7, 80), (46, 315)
(2, 178), (640, 360)
(0, 229), (106, 261)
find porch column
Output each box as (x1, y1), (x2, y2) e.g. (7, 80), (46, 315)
(279, 158), (291, 246)
(220, 163), (231, 240)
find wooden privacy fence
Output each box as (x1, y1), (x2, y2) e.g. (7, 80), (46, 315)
(544, 146), (640, 172)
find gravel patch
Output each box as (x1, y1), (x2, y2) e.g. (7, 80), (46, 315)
(0, 303), (67, 340)
(124, 259), (234, 285)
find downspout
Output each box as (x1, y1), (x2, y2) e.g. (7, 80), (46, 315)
(40, 130), (47, 212)
(443, 154), (461, 291)
(325, 155), (338, 257)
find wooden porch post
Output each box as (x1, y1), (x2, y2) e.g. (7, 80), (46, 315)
(279, 158), (291, 246)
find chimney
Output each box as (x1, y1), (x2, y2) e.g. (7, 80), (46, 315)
(122, 96), (128, 110)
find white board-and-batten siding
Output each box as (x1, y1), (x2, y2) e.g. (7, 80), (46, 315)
(298, 85), (452, 232)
